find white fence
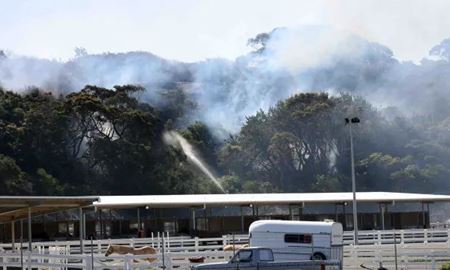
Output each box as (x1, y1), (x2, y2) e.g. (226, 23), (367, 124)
(2, 229), (449, 254)
(0, 234), (249, 254)
(344, 242), (450, 270)
(0, 250), (234, 270)
(343, 229), (450, 246)
(1, 229), (450, 269)
(0, 250), (342, 270)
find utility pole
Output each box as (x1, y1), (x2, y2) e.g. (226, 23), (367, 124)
(346, 117), (360, 245)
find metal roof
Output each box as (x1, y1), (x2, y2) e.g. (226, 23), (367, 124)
(94, 192), (450, 208)
(0, 196), (99, 223)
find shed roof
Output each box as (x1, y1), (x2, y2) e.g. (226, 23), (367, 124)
(94, 192), (450, 208)
(0, 196), (99, 223)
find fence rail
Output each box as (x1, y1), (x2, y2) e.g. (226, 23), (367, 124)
(0, 250), (342, 270)
(1, 228), (450, 269)
(344, 243), (450, 270)
(1, 229), (450, 254)
(343, 228), (450, 245)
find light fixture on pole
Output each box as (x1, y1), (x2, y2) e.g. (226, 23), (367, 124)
(345, 116), (360, 245)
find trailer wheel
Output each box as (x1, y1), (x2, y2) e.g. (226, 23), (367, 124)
(311, 252), (326, 260)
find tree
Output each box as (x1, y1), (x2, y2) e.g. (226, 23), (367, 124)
(0, 154), (32, 194)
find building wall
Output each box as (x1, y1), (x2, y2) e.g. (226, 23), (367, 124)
(0, 209), (431, 242)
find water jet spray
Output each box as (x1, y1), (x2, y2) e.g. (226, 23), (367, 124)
(163, 130), (226, 193)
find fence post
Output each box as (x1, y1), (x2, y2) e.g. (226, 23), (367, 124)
(157, 232), (160, 249)
(91, 237), (95, 270)
(85, 254), (92, 270)
(194, 237), (199, 252)
(447, 228), (450, 245)
(151, 232), (154, 248)
(377, 230), (382, 245)
(166, 232), (170, 252)
(165, 253), (172, 269)
(124, 254), (131, 270)
(26, 251), (31, 270)
(161, 236), (166, 269)
(424, 229), (428, 244)
(350, 245), (357, 266)
(400, 230), (404, 245)
(222, 235), (227, 248)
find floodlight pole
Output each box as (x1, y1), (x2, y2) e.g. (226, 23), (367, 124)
(349, 120), (359, 245)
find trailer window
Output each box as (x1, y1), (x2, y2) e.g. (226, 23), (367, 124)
(284, 234), (312, 244)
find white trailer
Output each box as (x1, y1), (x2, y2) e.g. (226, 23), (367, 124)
(249, 220), (343, 261)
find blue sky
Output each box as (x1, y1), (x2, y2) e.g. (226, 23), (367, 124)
(2, 0), (450, 62)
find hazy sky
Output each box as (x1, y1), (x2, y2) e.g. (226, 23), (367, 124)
(2, 0), (450, 62)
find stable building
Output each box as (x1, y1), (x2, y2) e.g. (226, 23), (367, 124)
(1, 192), (450, 244)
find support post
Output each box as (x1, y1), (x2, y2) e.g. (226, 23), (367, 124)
(421, 202), (426, 229)
(11, 220), (15, 251)
(79, 207), (84, 254)
(20, 219), (23, 270)
(240, 206), (244, 234)
(342, 203), (347, 230)
(289, 205), (293, 220)
(27, 207), (32, 251)
(349, 123), (358, 245)
(334, 204), (338, 223)
(190, 208), (196, 234)
(83, 211), (87, 239)
(426, 203), (430, 229)
(137, 208), (141, 230)
(203, 206), (208, 231)
(380, 204), (386, 231)
(99, 209), (103, 238)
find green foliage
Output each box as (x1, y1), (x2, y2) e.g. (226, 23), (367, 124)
(220, 92), (450, 194)
(220, 175), (278, 193)
(311, 175), (342, 192)
(36, 168), (64, 195)
(441, 262), (450, 270)
(0, 85), (219, 195)
(0, 154), (32, 194)
(1, 84), (450, 196)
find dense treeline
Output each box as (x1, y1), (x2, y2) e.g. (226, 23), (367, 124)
(219, 93), (450, 194)
(0, 85), (449, 195)
(0, 85), (218, 195)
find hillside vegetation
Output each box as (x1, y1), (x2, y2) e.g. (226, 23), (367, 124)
(1, 85), (449, 195)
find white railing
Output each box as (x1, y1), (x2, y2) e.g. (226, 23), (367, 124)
(343, 228), (450, 245)
(2, 228), (448, 254)
(344, 242), (450, 270)
(1, 229), (450, 269)
(0, 233), (249, 254)
(0, 250), (234, 270)
(0, 250), (342, 270)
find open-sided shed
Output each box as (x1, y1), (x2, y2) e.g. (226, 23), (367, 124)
(0, 196), (99, 251)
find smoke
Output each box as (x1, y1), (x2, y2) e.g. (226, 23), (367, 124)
(192, 26), (450, 133)
(2, 26), (450, 136)
(0, 51), (191, 104)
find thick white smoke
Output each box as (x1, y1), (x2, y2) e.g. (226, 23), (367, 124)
(1, 26), (450, 137)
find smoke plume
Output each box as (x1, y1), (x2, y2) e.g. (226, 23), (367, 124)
(2, 26), (450, 136)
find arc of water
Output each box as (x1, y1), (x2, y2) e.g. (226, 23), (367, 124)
(163, 131), (226, 193)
